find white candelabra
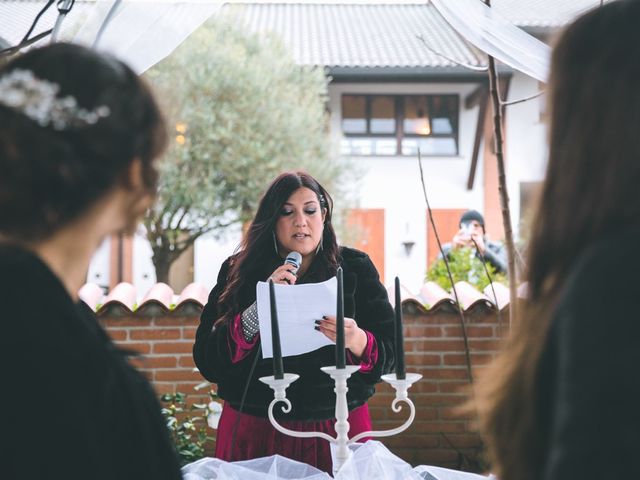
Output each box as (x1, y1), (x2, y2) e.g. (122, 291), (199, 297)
(259, 368), (422, 476)
(261, 272), (418, 475)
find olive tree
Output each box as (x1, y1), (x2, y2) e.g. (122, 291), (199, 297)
(144, 17), (344, 283)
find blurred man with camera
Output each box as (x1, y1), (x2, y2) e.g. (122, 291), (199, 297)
(442, 210), (507, 275)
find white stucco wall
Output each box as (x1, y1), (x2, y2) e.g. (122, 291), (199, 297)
(328, 82), (484, 290)
(504, 71), (549, 235)
(86, 236), (111, 291)
(87, 75), (549, 296)
(194, 224), (243, 291)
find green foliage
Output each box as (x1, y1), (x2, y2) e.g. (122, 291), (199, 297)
(143, 15), (348, 281)
(160, 391), (219, 466)
(426, 247), (507, 292)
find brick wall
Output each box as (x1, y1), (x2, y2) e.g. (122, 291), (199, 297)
(100, 303), (506, 471)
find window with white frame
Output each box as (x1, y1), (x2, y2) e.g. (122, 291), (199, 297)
(340, 94), (459, 156)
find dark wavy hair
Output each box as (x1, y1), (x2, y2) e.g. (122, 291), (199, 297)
(476, 2), (640, 479)
(216, 171), (339, 323)
(0, 43), (167, 241)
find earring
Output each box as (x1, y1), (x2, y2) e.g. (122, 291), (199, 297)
(316, 234), (324, 254)
(273, 231), (279, 255)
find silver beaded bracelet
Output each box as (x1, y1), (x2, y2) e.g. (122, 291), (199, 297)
(241, 301), (260, 341)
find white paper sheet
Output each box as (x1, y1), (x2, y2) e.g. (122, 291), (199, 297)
(257, 277), (337, 358)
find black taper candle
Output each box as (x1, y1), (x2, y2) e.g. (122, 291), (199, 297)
(269, 279), (284, 379)
(336, 267), (346, 369)
(395, 276), (406, 379)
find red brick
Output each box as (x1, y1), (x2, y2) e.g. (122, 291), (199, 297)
(467, 325), (496, 337)
(410, 421), (468, 434)
(106, 329), (128, 341)
(154, 383), (177, 395)
(443, 354), (469, 366)
(438, 381), (471, 393)
(155, 369), (203, 382)
(405, 353), (441, 366)
(369, 407), (388, 422)
(406, 326), (443, 338)
(368, 393), (395, 407)
(102, 317), (152, 327)
(152, 342), (193, 354)
(415, 367), (470, 380)
(155, 317), (200, 326)
(442, 434), (483, 448)
(385, 434), (439, 448)
(443, 325), (494, 338)
(468, 339), (502, 351)
(421, 313), (460, 325)
(415, 448), (460, 464)
(130, 328), (181, 341)
(415, 407), (438, 421)
(178, 356), (197, 368)
(136, 356), (178, 369)
(442, 353), (493, 367)
(149, 317), (177, 326)
(404, 325), (448, 338)
(415, 340), (466, 352)
(118, 342), (151, 354)
(137, 369), (153, 381)
(383, 447), (416, 464)
(176, 382), (206, 393)
(412, 381), (438, 394)
(183, 327), (198, 339)
(439, 406), (476, 421)
(414, 394), (467, 406)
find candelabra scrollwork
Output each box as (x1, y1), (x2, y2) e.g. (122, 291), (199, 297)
(259, 369), (422, 475)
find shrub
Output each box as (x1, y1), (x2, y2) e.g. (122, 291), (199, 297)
(426, 247), (507, 292)
(160, 390), (221, 466)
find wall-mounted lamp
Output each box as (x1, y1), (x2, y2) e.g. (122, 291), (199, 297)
(401, 222), (415, 256)
(402, 239), (415, 256)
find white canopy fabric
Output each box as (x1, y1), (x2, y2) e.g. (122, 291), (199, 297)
(181, 441), (494, 480)
(431, 0), (554, 82)
(73, 0), (222, 74)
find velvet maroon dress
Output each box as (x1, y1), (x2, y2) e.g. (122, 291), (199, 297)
(194, 247), (396, 474)
(213, 314), (378, 473)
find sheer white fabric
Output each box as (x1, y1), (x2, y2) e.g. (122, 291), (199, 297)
(181, 441), (493, 480)
(73, 0), (222, 74)
(431, 0), (552, 82)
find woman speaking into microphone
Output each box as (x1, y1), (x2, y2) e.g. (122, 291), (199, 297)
(193, 171), (396, 472)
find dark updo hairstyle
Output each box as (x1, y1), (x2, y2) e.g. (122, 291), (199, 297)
(216, 171), (339, 324)
(0, 42), (167, 241)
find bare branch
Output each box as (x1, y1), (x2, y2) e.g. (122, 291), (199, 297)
(416, 34), (488, 72)
(174, 206), (191, 231)
(419, 150), (474, 384)
(501, 90), (545, 107)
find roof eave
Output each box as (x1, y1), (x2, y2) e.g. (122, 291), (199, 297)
(325, 65), (513, 83)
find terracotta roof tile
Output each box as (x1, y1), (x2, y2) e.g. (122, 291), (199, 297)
(137, 282), (174, 316)
(177, 282), (209, 307)
(419, 281), (455, 310)
(97, 282), (136, 316)
(78, 283), (104, 311)
(80, 278), (514, 317)
(452, 281), (494, 310)
(483, 282), (511, 310)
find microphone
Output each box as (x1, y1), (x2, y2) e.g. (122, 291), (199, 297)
(284, 251), (302, 276)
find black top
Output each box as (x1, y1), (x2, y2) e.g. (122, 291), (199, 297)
(536, 227), (640, 480)
(193, 246), (396, 420)
(0, 246), (182, 480)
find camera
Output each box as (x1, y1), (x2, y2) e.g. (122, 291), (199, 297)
(460, 222), (474, 237)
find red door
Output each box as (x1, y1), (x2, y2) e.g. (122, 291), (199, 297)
(346, 209), (385, 282)
(426, 209), (466, 268)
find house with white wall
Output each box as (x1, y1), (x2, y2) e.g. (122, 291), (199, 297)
(2, 1), (596, 295)
(185, 2), (561, 294)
